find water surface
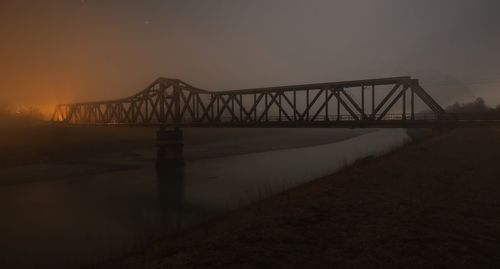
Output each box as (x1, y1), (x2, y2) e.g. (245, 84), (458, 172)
(0, 128), (409, 268)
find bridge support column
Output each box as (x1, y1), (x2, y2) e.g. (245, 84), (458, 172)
(156, 127), (185, 167)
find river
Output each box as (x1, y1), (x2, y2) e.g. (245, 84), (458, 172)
(0, 128), (410, 268)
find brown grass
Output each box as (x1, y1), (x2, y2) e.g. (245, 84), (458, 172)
(103, 127), (500, 268)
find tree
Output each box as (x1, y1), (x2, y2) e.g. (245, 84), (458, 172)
(446, 98), (492, 113)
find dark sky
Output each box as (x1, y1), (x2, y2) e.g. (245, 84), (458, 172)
(1, 0), (500, 113)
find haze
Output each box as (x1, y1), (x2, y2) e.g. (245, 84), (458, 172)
(1, 0), (500, 113)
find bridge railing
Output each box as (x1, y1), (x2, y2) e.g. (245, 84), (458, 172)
(182, 113), (442, 123)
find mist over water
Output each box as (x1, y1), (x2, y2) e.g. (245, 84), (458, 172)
(0, 128), (409, 268)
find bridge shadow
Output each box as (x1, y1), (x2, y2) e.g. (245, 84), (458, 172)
(155, 163), (185, 230)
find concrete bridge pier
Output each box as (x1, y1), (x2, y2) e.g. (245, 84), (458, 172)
(156, 126), (185, 167)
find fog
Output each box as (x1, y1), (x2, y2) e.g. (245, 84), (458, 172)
(1, 0), (500, 112)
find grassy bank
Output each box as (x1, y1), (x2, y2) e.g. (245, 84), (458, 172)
(102, 127), (500, 268)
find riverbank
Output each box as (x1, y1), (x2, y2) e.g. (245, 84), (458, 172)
(104, 127), (500, 268)
(0, 127), (376, 268)
(0, 126), (369, 168)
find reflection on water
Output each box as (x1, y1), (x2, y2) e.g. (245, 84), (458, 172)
(0, 128), (411, 268)
(184, 129), (411, 210)
(156, 164), (185, 231)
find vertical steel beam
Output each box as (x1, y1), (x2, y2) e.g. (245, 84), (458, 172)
(174, 84), (181, 125)
(402, 89), (406, 120)
(211, 94), (215, 121)
(216, 94), (220, 121)
(371, 85), (375, 117)
(231, 94), (235, 122)
(265, 93), (269, 122)
(411, 88), (415, 120)
(337, 89), (340, 120)
(192, 92), (196, 122)
(361, 85), (365, 119)
(160, 84), (166, 123)
(239, 95), (243, 122)
(253, 93), (257, 121)
(293, 90), (297, 121)
(306, 89), (310, 120)
(325, 89), (329, 121)
(278, 92), (282, 122)
(145, 94), (150, 123)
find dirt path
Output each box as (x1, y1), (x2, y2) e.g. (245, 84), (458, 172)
(107, 127), (500, 269)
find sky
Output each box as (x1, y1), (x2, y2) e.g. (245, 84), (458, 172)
(1, 0), (500, 114)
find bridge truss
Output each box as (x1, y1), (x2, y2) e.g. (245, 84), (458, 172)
(52, 76), (447, 128)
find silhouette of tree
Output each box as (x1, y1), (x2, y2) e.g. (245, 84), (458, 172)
(446, 98), (493, 113)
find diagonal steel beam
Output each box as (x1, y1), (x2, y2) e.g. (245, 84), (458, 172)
(340, 88), (367, 119)
(311, 89), (336, 121)
(377, 85), (409, 120)
(333, 89), (360, 121)
(371, 83), (400, 118)
(300, 89), (325, 120)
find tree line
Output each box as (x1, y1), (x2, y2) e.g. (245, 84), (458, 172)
(446, 98), (500, 113)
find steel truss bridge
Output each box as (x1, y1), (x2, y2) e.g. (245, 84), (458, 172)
(51, 76), (499, 128)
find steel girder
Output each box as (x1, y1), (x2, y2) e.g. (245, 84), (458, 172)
(52, 76), (446, 127)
